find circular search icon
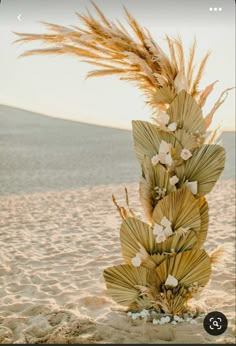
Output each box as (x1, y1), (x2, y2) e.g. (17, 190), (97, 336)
(203, 311), (228, 336)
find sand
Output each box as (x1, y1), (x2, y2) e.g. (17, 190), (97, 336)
(0, 180), (235, 344)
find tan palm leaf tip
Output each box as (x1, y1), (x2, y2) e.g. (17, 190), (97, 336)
(167, 90), (206, 136)
(176, 144), (226, 196)
(103, 264), (152, 306)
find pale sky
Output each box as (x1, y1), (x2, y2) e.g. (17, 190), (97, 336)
(0, 0), (235, 130)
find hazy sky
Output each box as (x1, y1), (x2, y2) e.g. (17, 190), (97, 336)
(0, 0), (235, 130)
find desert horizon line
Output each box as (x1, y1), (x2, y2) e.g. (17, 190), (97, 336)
(1, 102), (235, 133)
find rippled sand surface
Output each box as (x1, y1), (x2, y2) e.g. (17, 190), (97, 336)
(0, 180), (235, 344)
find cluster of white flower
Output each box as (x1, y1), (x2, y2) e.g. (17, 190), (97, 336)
(151, 140), (173, 167)
(153, 216), (173, 243)
(165, 274), (178, 287)
(127, 309), (150, 320)
(155, 111), (177, 132)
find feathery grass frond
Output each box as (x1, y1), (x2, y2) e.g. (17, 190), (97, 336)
(14, 2), (219, 111)
(204, 87), (235, 129)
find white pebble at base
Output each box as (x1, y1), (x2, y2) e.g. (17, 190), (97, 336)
(174, 315), (181, 322)
(165, 316), (171, 323)
(131, 313), (139, 320)
(171, 321), (177, 325)
(127, 312), (132, 317)
(153, 319), (159, 325)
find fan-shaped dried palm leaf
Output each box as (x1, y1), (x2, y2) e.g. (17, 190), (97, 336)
(151, 85), (176, 109)
(167, 90), (205, 135)
(142, 253), (166, 270)
(197, 197), (209, 248)
(120, 217), (156, 264)
(176, 144), (225, 196)
(174, 129), (200, 152)
(151, 284), (191, 314)
(154, 249), (211, 289)
(103, 264), (152, 306)
(153, 187), (201, 234)
(132, 120), (182, 163)
(139, 157), (175, 222)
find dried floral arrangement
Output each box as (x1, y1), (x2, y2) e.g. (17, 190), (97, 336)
(15, 2), (232, 316)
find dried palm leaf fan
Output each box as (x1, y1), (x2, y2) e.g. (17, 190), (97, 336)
(15, 1), (231, 315)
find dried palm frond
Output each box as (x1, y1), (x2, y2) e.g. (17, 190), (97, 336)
(154, 230), (198, 255)
(153, 187), (201, 235)
(139, 157), (175, 222)
(154, 249), (211, 289)
(174, 129), (199, 152)
(176, 144), (225, 196)
(167, 90), (205, 135)
(120, 217), (156, 263)
(103, 264), (152, 306)
(142, 253), (166, 270)
(132, 120), (182, 162)
(197, 197), (209, 248)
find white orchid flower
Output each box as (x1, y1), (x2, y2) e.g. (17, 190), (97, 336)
(156, 111), (170, 126)
(161, 216), (172, 228)
(187, 181), (198, 195)
(163, 225), (173, 237)
(168, 122), (177, 131)
(153, 224), (164, 235)
(156, 232), (167, 244)
(165, 274), (178, 287)
(151, 154), (160, 166)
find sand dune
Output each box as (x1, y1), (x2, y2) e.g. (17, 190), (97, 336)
(0, 105), (235, 195)
(0, 180), (235, 344)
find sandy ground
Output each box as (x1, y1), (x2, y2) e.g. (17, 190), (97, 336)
(0, 180), (235, 344)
